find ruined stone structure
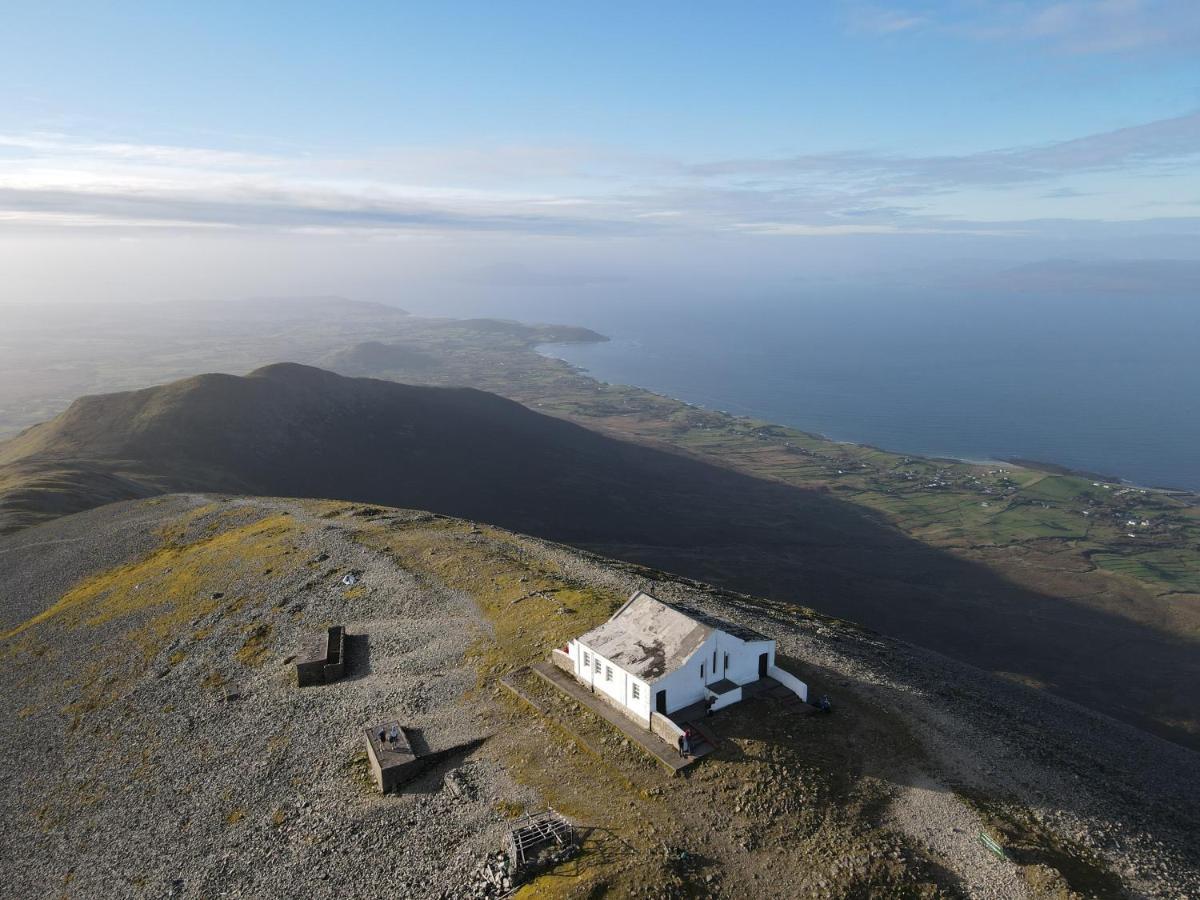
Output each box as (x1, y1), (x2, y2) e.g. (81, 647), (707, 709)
(295, 624), (346, 687)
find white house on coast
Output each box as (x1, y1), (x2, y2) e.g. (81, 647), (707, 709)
(554, 590), (807, 727)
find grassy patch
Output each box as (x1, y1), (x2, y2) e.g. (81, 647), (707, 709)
(1093, 550), (1200, 593)
(2, 512), (298, 647)
(235, 622), (274, 666)
(348, 512), (624, 679)
(0, 509), (303, 727)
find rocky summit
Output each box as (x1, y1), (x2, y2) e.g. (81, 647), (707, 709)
(1, 494), (1197, 898)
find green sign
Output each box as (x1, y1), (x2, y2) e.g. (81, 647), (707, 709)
(978, 832), (1009, 861)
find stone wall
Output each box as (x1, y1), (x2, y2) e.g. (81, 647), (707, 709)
(550, 648), (572, 674)
(650, 711), (684, 744)
(295, 625), (346, 687)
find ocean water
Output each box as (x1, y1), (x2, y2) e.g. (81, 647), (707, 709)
(533, 293), (1200, 491)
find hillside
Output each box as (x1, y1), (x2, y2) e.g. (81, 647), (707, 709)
(2, 360), (1200, 753)
(0, 495), (1196, 898)
(2, 361), (1197, 755)
(318, 326), (1200, 752)
(1, 360), (776, 538)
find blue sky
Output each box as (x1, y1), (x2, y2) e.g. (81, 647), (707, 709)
(2, 1), (1199, 305)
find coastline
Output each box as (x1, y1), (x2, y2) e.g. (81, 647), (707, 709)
(535, 340), (1193, 496)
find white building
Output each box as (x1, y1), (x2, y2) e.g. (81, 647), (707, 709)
(557, 590), (807, 727)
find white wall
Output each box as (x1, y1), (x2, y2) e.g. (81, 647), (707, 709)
(769, 664), (808, 702)
(707, 685), (742, 711)
(653, 633), (718, 715)
(571, 639), (651, 723)
(723, 638), (774, 685)
(569, 632), (778, 719)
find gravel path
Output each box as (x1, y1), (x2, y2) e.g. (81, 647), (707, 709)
(887, 776), (1030, 899)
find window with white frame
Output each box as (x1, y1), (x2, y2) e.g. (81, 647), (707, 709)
(583, 651), (590, 668)
(631, 683), (640, 700)
(594, 658), (601, 674)
(605, 665), (613, 681)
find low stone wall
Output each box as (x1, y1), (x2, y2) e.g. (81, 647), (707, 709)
(650, 711), (684, 745)
(323, 625), (346, 682)
(769, 664), (808, 702)
(550, 649), (572, 674)
(709, 687), (742, 711)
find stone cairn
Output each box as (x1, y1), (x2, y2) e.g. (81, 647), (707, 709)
(461, 850), (516, 898)
(457, 808), (579, 899)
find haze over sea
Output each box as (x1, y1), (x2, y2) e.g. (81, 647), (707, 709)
(503, 291), (1200, 492)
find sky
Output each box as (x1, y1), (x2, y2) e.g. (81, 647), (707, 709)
(1, 0), (1199, 309)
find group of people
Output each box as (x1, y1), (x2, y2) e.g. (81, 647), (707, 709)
(376, 724), (402, 750)
(676, 725), (701, 758)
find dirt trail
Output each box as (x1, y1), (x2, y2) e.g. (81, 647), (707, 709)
(888, 776), (1030, 899)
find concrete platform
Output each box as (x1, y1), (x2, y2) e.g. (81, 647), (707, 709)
(530, 661), (711, 773)
(364, 722), (429, 793)
(708, 677), (739, 695)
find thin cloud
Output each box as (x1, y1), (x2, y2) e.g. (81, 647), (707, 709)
(844, 0), (1200, 54)
(1, 115), (1198, 241)
(688, 111), (1200, 190)
(0, 132), (281, 169)
(846, 5), (928, 35)
(0, 186), (645, 237)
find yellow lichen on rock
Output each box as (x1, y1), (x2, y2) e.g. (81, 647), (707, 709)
(2, 513), (297, 646)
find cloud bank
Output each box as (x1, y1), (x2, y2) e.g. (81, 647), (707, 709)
(1, 111), (1198, 243)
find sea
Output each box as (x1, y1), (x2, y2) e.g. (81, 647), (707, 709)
(520, 291), (1199, 492)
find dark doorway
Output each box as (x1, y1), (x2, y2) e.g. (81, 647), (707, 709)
(656, 690), (667, 714)
(758, 652), (769, 678)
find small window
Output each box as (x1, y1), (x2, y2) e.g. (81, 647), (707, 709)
(605, 666), (613, 682)
(595, 659), (601, 673)
(724, 652), (729, 671)
(631, 683), (640, 700)
(701, 662), (705, 678)
(583, 651), (590, 667)
(713, 650), (717, 671)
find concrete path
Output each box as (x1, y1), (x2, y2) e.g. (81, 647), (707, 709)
(529, 661), (711, 774)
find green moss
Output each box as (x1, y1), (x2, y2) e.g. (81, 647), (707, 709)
(235, 622), (273, 666)
(2, 513), (298, 644)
